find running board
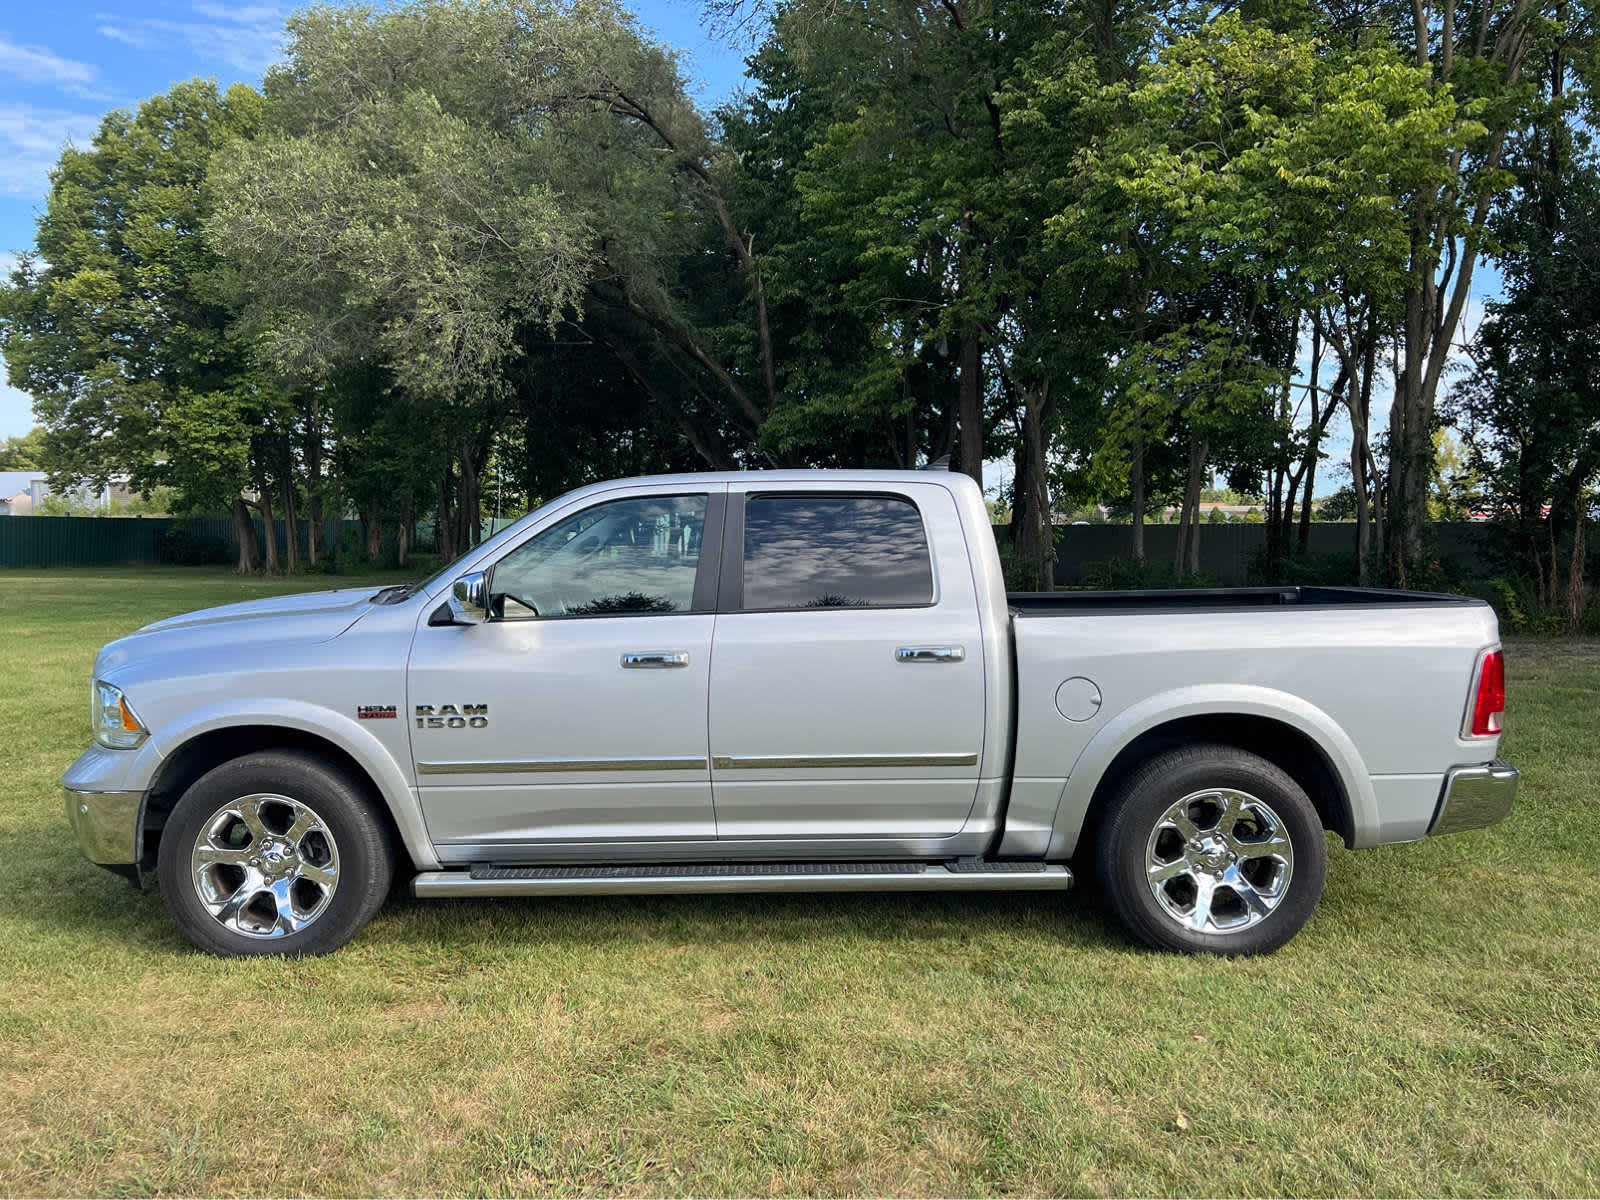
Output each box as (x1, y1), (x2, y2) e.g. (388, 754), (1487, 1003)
(412, 860), (1072, 898)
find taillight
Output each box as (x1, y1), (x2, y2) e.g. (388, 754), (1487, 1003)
(1468, 649), (1506, 737)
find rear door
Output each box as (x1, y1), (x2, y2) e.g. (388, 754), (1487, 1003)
(707, 482), (986, 839)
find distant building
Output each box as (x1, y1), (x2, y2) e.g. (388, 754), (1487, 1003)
(0, 471), (47, 516)
(0, 473), (141, 515)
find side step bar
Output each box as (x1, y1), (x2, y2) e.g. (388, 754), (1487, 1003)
(412, 860), (1073, 898)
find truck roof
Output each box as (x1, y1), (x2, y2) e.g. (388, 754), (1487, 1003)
(582, 467), (980, 489)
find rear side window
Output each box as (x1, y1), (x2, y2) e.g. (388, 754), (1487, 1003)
(741, 494), (934, 610)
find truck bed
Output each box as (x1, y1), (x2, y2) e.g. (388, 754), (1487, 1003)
(999, 582), (1500, 858)
(1008, 586), (1484, 616)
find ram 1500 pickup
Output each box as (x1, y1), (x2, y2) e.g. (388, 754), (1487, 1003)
(64, 470), (1517, 956)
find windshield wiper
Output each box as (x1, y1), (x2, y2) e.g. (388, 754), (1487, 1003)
(369, 583), (417, 605)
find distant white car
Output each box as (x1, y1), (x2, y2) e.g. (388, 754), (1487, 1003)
(65, 470), (1516, 957)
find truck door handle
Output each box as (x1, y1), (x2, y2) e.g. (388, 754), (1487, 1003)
(621, 651), (691, 669)
(896, 646), (965, 664)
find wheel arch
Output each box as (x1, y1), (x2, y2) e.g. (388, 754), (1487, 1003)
(141, 710), (437, 875)
(1050, 686), (1377, 858)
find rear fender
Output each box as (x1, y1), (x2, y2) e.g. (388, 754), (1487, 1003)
(1047, 684), (1379, 856)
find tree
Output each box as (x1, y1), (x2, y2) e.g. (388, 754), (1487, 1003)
(0, 80), (269, 571)
(211, 0), (787, 552)
(1369, 0), (1597, 583)
(0, 426), (46, 471)
(1453, 88), (1600, 629)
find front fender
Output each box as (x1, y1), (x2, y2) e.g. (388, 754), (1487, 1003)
(1047, 684), (1379, 856)
(152, 699), (439, 871)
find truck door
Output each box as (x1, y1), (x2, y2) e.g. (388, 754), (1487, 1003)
(707, 482), (986, 840)
(408, 487), (723, 850)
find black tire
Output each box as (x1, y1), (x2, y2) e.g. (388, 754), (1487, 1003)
(1095, 742), (1328, 956)
(157, 750), (394, 957)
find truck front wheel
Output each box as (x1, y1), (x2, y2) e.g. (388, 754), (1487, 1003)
(157, 751), (393, 957)
(1095, 743), (1328, 955)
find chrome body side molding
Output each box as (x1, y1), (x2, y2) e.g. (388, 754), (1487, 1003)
(417, 756), (708, 775)
(710, 752), (979, 770)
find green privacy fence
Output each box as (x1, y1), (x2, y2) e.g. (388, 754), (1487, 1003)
(3, 512), (1505, 582)
(0, 516), (217, 568)
(0, 516), (443, 569)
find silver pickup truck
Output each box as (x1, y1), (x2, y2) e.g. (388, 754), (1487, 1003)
(64, 470), (1517, 957)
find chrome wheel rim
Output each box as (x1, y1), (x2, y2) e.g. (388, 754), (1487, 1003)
(1144, 788), (1294, 935)
(190, 794), (340, 939)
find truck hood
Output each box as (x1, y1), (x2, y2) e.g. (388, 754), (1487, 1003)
(95, 587), (379, 676)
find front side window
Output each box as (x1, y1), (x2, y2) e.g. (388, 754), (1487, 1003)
(491, 494), (707, 618)
(741, 493), (933, 610)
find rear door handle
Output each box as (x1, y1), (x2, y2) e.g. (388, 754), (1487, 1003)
(896, 646), (965, 664)
(621, 651), (690, 669)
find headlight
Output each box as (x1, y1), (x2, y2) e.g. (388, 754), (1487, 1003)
(92, 681), (147, 749)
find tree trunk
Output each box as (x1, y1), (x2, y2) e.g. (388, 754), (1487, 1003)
(281, 472), (300, 575)
(254, 491), (279, 574)
(1298, 445), (1316, 555)
(1175, 436), (1206, 575)
(1265, 462), (1286, 575)
(332, 481), (345, 573)
(435, 470), (456, 562)
(459, 441), (482, 550)
(1387, 310), (1430, 586)
(1567, 507), (1587, 635)
(307, 493), (322, 568)
(397, 499), (412, 570)
(958, 331), (983, 491)
(1350, 358), (1371, 586)
(1013, 381), (1056, 591)
(231, 497), (259, 574)
(365, 515), (383, 563)
(1130, 434), (1146, 561)
(306, 396), (323, 567)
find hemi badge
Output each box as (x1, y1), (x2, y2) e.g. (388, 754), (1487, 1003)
(358, 705), (398, 720)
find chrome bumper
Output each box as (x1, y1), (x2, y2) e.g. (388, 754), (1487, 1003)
(64, 786), (143, 867)
(1429, 760), (1518, 837)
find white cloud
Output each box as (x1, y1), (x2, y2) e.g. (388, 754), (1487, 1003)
(0, 104), (102, 196)
(0, 36), (98, 94)
(96, 3), (289, 77)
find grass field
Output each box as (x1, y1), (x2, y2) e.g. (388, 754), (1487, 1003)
(2, 567), (1598, 1197)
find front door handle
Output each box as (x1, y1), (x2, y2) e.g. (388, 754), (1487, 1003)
(621, 651), (691, 669)
(896, 646), (965, 664)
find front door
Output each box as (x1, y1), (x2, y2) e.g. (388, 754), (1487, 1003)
(408, 489), (722, 849)
(707, 484), (986, 840)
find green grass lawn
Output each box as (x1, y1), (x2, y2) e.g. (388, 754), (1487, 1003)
(2, 568), (1598, 1197)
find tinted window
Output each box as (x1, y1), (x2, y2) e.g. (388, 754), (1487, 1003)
(492, 494), (706, 618)
(741, 494), (933, 610)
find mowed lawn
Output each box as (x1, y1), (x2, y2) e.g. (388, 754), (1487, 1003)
(2, 568), (1598, 1198)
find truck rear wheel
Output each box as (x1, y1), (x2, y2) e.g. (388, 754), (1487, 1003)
(157, 751), (393, 957)
(1095, 743), (1327, 955)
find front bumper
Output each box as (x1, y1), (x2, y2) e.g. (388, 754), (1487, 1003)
(64, 785), (143, 868)
(1429, 760), (1519, 837)
(61, 740), (164, 880)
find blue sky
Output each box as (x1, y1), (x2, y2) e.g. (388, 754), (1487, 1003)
(0, 0), (752, 439)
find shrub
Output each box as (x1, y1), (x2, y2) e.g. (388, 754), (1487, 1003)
(158, 524), (230, 566)
(1457, 575), (1578, 635)
(1246, 549), (1361, 587)
(1079, 556), (1220, 590)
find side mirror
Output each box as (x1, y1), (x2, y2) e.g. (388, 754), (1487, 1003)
(448, 572), (489, 625)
